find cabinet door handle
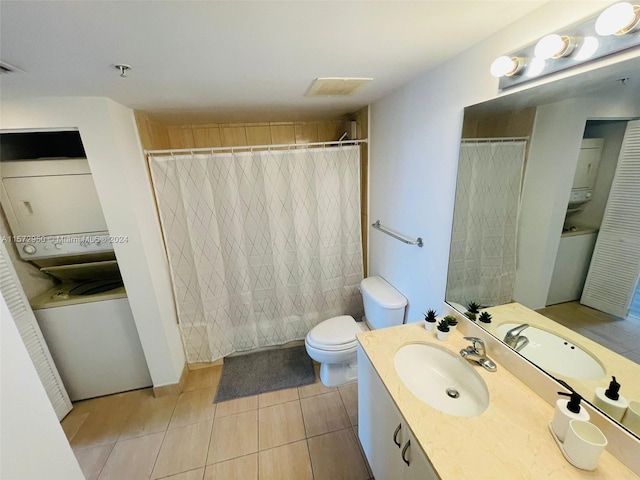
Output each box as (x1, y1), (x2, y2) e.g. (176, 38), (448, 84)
(401, 439), (411, 466)
(393, 424), (402, 447)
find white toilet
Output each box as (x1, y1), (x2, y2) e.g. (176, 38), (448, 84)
(305, 276), (407, 386)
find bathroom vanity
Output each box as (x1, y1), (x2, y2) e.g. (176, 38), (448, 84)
(356, 323), (636, 479)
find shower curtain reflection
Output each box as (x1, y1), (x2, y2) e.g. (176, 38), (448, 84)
(149, 145), (363, 363)
(446, 140), (526, 308)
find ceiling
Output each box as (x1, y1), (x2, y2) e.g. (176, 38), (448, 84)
(1, 1), (548, 125)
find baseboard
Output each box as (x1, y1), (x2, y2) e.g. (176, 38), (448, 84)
(188, 359), (223, 370)
(152, 363), (188, 397)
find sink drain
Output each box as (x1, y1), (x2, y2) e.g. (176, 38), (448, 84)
(446, 387), (460, 399)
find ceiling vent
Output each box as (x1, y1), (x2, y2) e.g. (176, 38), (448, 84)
(0, 61), (24, 75)
(306, 77), (372, 97)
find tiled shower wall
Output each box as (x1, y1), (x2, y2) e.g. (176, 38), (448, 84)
(135, 110), (369, 275)
(461, 107), (536, 139)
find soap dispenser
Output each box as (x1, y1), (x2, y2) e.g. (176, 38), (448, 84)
(594, 376), (628, 422)
(551, 391), (590, 442)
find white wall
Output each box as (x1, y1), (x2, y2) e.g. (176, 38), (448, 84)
(0, 295), (84, 479)
(512, 99), (587, 308)
(0, 97), (185, 387)
(369, 1), (623, 320)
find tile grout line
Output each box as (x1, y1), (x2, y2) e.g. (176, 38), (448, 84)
(156, 466), (206, 480)
(146, 390), (181, 480)
(301, 394), (316, 480)
(65, 410), (90, 445)
(91, 441), (116, 480)
(305, 436), (316, 480)
(338, 384), (371, 478)
(145, 429), (169, 480)
(201, 405), (216, 479)
(298, 388), (316, 480)
(257, 400), (261, 479)
(299, 391), (311, 439)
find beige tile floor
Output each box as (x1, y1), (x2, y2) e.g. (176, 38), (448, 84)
(62, 364), (372, 480)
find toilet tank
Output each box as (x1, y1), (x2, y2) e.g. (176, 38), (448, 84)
(360, 276), (407, 329)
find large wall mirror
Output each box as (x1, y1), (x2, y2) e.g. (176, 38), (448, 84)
(446, 55), (640, 438)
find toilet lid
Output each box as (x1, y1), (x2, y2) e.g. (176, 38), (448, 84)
(307, 315), (363, 347)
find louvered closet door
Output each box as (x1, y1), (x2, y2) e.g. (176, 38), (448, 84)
(0, 243), (72, 420)
(581, 120), (640, 317)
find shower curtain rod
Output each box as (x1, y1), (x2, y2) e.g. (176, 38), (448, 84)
(461, 137), (529, 143)
(145, 139), (367, 156)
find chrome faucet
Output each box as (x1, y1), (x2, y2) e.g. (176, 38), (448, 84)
(460, 337), (497, 372)
(504, 323), (530, 352)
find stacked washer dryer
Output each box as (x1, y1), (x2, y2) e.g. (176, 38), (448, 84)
(1, 150), (151, 401)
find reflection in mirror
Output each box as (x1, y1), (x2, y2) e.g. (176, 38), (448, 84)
(446, 56), (640, 438)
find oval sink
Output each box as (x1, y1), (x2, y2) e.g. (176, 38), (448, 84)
(394, 342), (489, 417)
(496, 323), (605, 381)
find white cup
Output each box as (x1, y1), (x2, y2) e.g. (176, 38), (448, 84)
(621, 400), (640, 436)
(563, 420), (608, 471)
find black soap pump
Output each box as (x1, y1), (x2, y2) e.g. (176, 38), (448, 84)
(551, 390), (590, 442)
(594, 376), (629, 421)
(560, 391), (583, 414)
(605, 376), (621, 400)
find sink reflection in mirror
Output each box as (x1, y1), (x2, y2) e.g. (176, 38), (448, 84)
(495, 323), (605, 381)
(393, 342), (489, 417)
(444, 55), (640, 437)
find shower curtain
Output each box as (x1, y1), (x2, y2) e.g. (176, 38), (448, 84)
(447, 140), (526, 308)
(149, 145), (363, 362)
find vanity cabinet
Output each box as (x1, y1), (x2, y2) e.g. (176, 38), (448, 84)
(357, 345), (437, 480)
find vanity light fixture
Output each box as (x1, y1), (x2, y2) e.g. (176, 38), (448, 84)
(595, 2), (640, 36)
(492, 1), (640, 89)
(490, 56), (524, 78)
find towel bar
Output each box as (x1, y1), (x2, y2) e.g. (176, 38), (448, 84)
(372, 220), (423, 248)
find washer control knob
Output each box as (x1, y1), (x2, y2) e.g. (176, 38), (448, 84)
(23, 244), (36, 255)
(54, 243), (63, 250)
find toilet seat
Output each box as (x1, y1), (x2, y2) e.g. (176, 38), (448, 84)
(306, 315), (364, 351)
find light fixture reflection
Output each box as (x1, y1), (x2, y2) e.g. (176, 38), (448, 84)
(534, 34), (574, 59)
(595, 2), (640, 35)
(574, 37), (600, 60)
(526, 58), (546, 77)
(490, 56), (520, 77)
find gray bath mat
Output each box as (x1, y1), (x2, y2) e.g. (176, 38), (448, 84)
(214, 345), (315, 403)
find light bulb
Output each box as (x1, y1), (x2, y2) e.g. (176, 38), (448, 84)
(574, 37), (599, 60)
(595, 2), (639, 35)
(526, 58), (546, 77)
(490, 56), (519, 77)
(535, 34), (567, 59)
